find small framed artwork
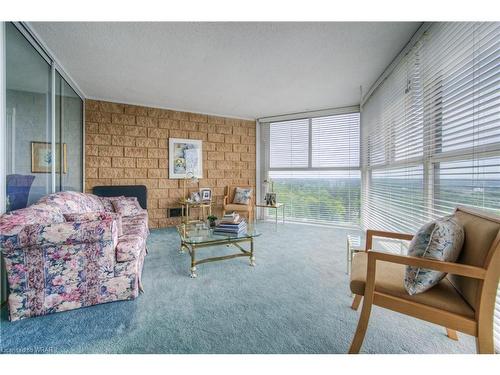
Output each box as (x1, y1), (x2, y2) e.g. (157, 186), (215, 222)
(264, 192), (277, 206)
(200, 188), (212, 202)
(31, 142), (67, 174)
(169, 138), (203, 179)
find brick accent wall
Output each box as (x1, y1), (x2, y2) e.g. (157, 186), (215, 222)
(85, 100), (256, 229)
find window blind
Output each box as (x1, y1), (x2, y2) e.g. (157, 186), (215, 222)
(265, 111), (360, 226)
(361, 22), (500, 353)
(269, 119), (309, 168)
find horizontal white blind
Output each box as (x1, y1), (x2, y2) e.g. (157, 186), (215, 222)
(266, 112), (360, 226)
(311, 113), (360, 168)
(270, 119), (309, 168)
(269, 170), (360, 224)
(361, 22), (500, 353)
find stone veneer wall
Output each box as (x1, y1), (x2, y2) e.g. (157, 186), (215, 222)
(85, 100), (256, 229)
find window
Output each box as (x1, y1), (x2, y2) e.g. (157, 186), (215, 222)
(361, 22), (500, 352)
(263, 111), (360, 226)
(270, 119), (309, 168)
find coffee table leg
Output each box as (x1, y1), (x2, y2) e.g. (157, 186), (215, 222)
(249, 238), (256, 266)
(190, 246), (197, 278)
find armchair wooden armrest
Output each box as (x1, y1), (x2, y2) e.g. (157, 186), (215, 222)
(365, 229), (414, 251)
(367, 250), (487, 280)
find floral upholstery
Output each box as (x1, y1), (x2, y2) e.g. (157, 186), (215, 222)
(112, 197), (142, 217)
(116, 235), (147, 262)
(0, 191), (148, 321)
(38, 191), (104, 215)
(98, 196), (116, 212)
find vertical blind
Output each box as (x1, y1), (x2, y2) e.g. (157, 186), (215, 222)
(361, 22), (500, 352)
(265, 112), (360, 225)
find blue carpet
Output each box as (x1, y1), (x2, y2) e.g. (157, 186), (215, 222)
(0, 222), (475, 353)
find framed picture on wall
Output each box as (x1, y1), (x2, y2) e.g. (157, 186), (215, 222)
(31, 142), (67, 174)
(168, 138), (203, 179)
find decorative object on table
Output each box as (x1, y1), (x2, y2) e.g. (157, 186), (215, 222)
(200, 188), (212, 202)
(169, 138), (203, 179)
(181, 171), (199, 202)
(404, 215), (464, 295)
(31, 141), (67, 173)
(213, 212), (247, 235)
(207, 215), (218, 228)
(222, 185), (254, 222)
(6, 174), (35, 211)
(190, 191), (201, 203)
(264, 192), (277, 206)
(263, 178), (274, 192)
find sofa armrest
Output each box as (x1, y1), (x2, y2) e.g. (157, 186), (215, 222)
(1, 216), (118, 251)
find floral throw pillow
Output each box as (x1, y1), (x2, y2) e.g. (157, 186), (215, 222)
(232, 187), (253, 205)
(112, 197), (142, 217)
(404, 215), (465, 295)
(98, 196), (116, 212)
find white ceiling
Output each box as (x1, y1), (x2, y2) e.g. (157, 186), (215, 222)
(30, 22), (421, 119)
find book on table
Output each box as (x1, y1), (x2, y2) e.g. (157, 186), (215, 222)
(213, 218), (247, 235)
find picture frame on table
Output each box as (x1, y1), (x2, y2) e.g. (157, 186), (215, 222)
(200, 188), (212, 202)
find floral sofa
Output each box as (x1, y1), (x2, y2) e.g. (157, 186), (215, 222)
(0, 191), (148, 321)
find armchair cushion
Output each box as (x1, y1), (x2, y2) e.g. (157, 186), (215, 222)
(224, 203), (252, 212)
(232, 187), (253, 205)
(351, 252), (474, 318)
(404, 215), (464, 295)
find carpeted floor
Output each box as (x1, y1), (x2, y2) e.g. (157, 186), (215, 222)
(0, 222), (476, 354)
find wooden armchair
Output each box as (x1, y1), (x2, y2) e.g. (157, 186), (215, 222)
(222, 186), (254, 222)
(349, 206), (500, 354)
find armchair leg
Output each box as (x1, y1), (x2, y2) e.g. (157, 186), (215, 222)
(348, 295), (373, 354)
(476, 331), (495, 354)
(351, 295), (362, 311)
(445, 328), (458, 341)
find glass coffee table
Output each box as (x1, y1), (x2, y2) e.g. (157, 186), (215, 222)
(177, 222), (261, 278)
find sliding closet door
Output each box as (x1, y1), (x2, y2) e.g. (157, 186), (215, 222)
(5, 23), (52, 211)
(55, 72), (83, 192)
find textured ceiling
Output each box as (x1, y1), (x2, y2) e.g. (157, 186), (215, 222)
(30, 22), (420, 119)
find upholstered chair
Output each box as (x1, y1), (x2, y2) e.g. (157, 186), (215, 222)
(222, 186), (254, 222)
(348, 206), (500, 354)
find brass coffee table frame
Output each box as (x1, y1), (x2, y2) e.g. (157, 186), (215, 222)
(179, 236), (255, 278)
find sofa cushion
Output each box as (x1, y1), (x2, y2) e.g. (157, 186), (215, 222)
(116, 235), (146, 262)
(64, 211), (123, 236)
(350, 252), (474, 318)
(404, 215), (464, 295)
(38, 191), (104, 214)
(98, 196), (116, 212)
(112, 197), (142, 217)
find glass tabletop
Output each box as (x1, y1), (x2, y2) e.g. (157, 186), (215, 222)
(177, 222), (261, 244)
